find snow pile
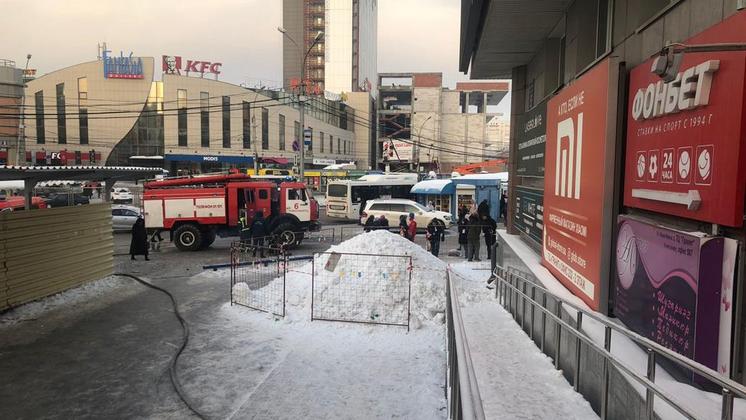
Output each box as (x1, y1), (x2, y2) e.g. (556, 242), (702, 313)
(231, 230), (447, 328)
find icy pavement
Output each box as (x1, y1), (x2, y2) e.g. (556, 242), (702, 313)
(450, 262), (598, 420)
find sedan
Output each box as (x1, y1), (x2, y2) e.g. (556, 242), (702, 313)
(112, 205), (141, 231)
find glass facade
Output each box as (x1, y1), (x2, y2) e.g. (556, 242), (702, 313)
(177, 89), (187, 147)
(324, 0), (377, 96)
(279, 114), (286, 151)
(222, 96), (230, 148)
(78, 77), (88, 145)
(106, 81), (164, 166)
(200, 92), (209, 147)
(56, 83), (66, 144)
(242, 101), (250, 149)
(261, 108), (268, 150)
(34, 91), (44, 144)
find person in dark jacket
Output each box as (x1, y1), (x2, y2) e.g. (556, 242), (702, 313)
(482, 214), (497, 256)
(239, 213), (251, 245)
(457, 208), (468, 252)
(467, 213), (481, 261)
(500, 194), (508, 224)
(375, 215), (389, 230)
(250, 212), (267, 257)
(130, 217), (149, 261)
(426, 220), (445, 257)
(477, 199), (490, 218)
(399, 214), (408, 238)
(364, 215), (376, 232)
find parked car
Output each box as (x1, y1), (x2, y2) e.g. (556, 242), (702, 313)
(112, 188), (134, 204)
(360, 198), (452, 229)
(0, 196), (48, 212)
(111, 205), (142, 231)
(45, 193), (90, 208)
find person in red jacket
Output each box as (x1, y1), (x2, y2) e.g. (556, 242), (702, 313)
(407, 212), (417, 242)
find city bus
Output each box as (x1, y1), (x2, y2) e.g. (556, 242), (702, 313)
(325, 173), (419, 220)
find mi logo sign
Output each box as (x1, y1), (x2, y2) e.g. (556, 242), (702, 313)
(555, 113), (583, 199)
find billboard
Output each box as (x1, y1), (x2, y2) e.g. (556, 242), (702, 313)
(623, 14), (746, 227)
(162, 55), (222, 77)
(614, 216), (736, 378)
(542, 57), (619, 312)
(102, 49), (143, 80)
(515, 100), (547, 177)
(513, 186), (543, 246)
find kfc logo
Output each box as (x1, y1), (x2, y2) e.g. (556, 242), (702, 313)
(162, 55), (222, 76)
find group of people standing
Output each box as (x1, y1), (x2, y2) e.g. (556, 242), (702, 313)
(457, 200), (497, 262)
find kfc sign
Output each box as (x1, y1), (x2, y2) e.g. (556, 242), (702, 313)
(623, 12), (746, 227)
(163, 55), (222, 77)
(542, 57), (620, 313)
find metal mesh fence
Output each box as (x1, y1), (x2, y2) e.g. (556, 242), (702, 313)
(230, 242), (286, 317)
(311, 251), (412, 329)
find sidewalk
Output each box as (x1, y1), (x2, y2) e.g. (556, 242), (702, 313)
(450, 263), (598, 420)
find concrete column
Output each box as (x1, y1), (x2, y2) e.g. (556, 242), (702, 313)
(507, 66), (527, 235)
(23, 179), (36, 210)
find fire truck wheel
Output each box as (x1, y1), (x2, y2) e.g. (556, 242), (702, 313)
(200, 229), (216, 249)
(173, 224), (203, 251)
(274, 222), (298, 248)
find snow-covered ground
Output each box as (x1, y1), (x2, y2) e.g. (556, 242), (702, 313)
(450, 262), (599, 419)
(213, 230), (449, 418)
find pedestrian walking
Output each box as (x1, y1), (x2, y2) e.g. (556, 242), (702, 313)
(363, 215), (376, 232)
(407, 212), (417, 242)
(130, 217), (149, 261)
(426, 220), (445, 257)
(482, 213), (497, 256)
(399, 214), (408, 238)
(467, 213), (481, 261)
(500, 193), (508, 224)
(457, 208), (468, 253)
(250, 211), (267, 258)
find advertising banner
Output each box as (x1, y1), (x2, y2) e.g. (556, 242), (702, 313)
(516, 100), (547, 177)
(623, 14), (746, 227)
(542, 57), (619, 312)
(513, 186), (544, 246)
(614, 216), (736, 378)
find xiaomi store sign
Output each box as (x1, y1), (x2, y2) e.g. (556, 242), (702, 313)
(543, 58), (620, 313)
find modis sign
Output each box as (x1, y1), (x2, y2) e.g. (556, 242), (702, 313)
(543, 57), (620, 313)
(623, 13), (746, 227)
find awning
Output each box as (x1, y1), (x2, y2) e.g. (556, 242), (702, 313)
(410, 179), (455, 195)
(260, 157), (289, 165)
(164, 154), (254, 164)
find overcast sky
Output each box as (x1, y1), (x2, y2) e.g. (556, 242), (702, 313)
(0, 0), (509, 113)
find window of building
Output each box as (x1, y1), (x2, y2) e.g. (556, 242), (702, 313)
(56, 83), (66, 144)
(294, 121), (300, 150)
(222, 96), (230, 148)
(200, 92), (209, 148)
(320, 131), (325, 153)
(34, 91), (45, 144)
(177, 89), (187, 147)
(279, 114), (286, 151)
(243, 102), (251, 149)
(77, 78), (89, 145)
(261, 108), (269, 150)
(337, 138), (341, 154)
(307, 127), (313, 152)
(329, 134), (333, 152)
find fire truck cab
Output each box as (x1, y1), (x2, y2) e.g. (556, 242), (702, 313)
(143, 173), (320, 251)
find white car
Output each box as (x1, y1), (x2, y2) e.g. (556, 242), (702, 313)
(112, 187), (134, 203)
(361, 199), (453, 229)
(112, 205), (141, 231)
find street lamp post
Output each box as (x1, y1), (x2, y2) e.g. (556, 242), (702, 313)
(278, 27), (323, 183)
(415, 115), (433, 172)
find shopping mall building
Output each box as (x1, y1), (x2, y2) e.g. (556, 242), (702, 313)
(10, 51), (370, 174)
(462, 2), (746, 415)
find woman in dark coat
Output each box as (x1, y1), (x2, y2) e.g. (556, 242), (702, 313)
(398, 214), (408, 239)
(364, 215), (376, 232)
(457, 208), (468, 251)
(130, 217), (149, 261)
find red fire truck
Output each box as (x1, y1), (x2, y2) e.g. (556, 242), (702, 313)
(142, 172), (320, 251)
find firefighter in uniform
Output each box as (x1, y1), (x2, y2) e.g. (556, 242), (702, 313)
(239, 213), (251, 246)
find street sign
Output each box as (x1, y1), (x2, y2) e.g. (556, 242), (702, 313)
(292, 140), (300, 152)
(303, 128), (312, 146)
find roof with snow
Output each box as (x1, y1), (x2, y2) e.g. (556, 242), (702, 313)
(453, 172), (509, 181)
(0, 166), (163, 182)
(410, 179), (456, 195)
